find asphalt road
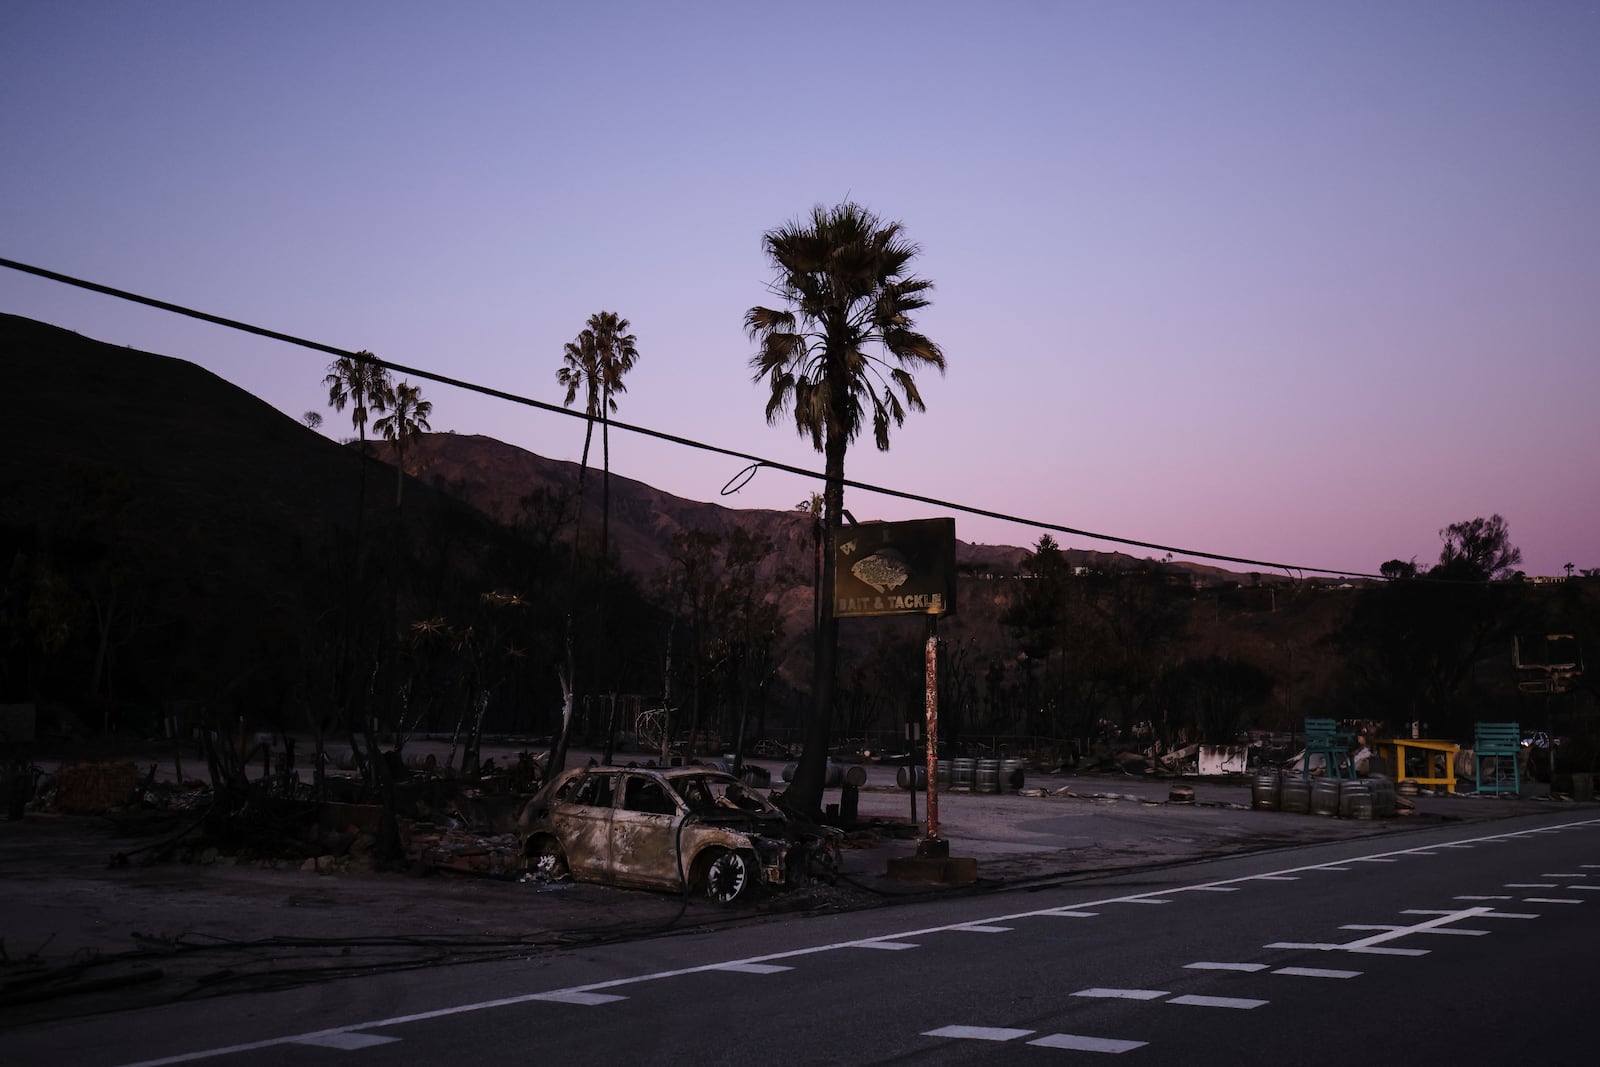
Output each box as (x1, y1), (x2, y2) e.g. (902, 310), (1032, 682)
(13, 810), (1597, 1066)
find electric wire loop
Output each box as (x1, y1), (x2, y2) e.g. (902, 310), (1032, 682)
(720, 462), (765, 496)
(3, 254), (1389, 581)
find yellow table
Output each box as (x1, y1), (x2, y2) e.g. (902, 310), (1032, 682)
(1378, 738), (1461, 794)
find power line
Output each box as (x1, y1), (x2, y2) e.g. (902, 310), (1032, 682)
(2, 255), (1384, 579)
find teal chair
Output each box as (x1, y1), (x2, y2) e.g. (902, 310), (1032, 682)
(1473, 722), (1521, 796)
(1302, 718), (1358, 779)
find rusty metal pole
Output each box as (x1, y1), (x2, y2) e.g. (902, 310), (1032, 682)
(920, 615), (943, 854)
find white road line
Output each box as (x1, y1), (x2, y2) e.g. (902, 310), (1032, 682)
(954, 924), (1013, 932)
(1182, 886), (1240, 892)
(1583, 864), (1600, 869)
(851, 940), (920, 950)
(1110, 897), (1172, 904)
(1029, 1034), (1147, 1053)
(713, 963), (792, 974)
(924, 1025), (1032, 1041)
(1409, 851), (1439, 856)
(1043, 910), (1100, 917)
(1253, 875), (1300, 881)
(1186, 962), (1269, 972)
(111, 816), (1600, 1067)
(1341, 925), (1486, 936)
(1356, 857), (1398, 863)
(1542, 873), (1589, 878)
(1506, 883), (1557, 888)
(1439, 843), (1475, 849)
(529, 991), (626, 1005)
(1454, 895), (1512, 901)
(1168, 995), (1266, 1009)
(1273, 967), (1361, 978)
(292, 1034), (400, 1050)
(1073, 987), (1170, 1000)
(1566, 885), (1600, 892)
(1524, 897), (1584, 904)
(1482, 911), (1539, 919)
(1315, 866), (1353, 872)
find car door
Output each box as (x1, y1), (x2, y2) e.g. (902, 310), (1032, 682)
(549, 770), (617, 880)
(609, 773), (686, 889)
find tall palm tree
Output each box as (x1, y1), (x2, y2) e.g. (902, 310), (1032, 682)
(747, 202), (946, 816)
(588, 311), (640, 561)
(373, 380), (432, 508)
(556, 328), (602, 552)
(556, 311), (639, 561)
(323, 352), (394, 535)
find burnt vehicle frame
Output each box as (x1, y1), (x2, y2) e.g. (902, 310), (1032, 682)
(517, 765), (841, 904)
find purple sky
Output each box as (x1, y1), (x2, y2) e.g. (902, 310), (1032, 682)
(4, 2), (1596, 577)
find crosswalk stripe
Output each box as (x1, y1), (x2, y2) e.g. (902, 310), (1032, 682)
(1168, 995), (1267, 1009)
(1029, 1034), (1147, 1053)
(923, 1025), (1032, 1042)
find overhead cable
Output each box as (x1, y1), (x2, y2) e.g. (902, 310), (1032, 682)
(1, 255), (1384, 579)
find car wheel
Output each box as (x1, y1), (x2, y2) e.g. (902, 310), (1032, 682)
(527, 837), (569, 881)
(700, 848), (755, 905)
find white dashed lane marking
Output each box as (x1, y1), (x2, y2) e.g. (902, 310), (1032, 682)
(713, 963), (792, 974)
(1029, 1034), (1147, 1053)
(1186, 962), (1359, 979)
(1524, 897), (1585, 904)
(924, 1026), (1031, 1042)
(1073, 988), (1169, 1001)
(1455, 895), (1512, 901)
(923, 1026), (1147, 1054)
(1273, 967), (1361, 979)
(1168, 995), (1266, 1009)
(954, 925), (1013, 933)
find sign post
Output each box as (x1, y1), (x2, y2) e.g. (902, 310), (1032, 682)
(922, 615), (943, 855)
(832, 518), (956, 860)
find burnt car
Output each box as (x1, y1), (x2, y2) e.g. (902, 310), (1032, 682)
(518, 766), (842, 904)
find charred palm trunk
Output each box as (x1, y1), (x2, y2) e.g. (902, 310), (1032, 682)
(785, 431), (846, 817)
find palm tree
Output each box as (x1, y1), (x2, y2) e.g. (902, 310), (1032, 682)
(556, 311), (640, 561)
(747, 202), (946, 816)
(588, 311), (640, 561)
(556, 328), (602, 551)
(373, 381), (432, 508)
(323, 351), (394, 535)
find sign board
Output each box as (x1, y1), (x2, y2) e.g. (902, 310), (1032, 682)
(834, 518), (956, 618)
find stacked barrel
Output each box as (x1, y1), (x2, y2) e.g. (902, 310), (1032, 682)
(1251, 770), (1395, 819)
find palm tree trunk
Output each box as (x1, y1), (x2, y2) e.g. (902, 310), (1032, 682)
(574, 418), (594, 553)
(785, 434), (847, 818)
(601, 400), (611, 563)
(355, 424), (368, 556)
